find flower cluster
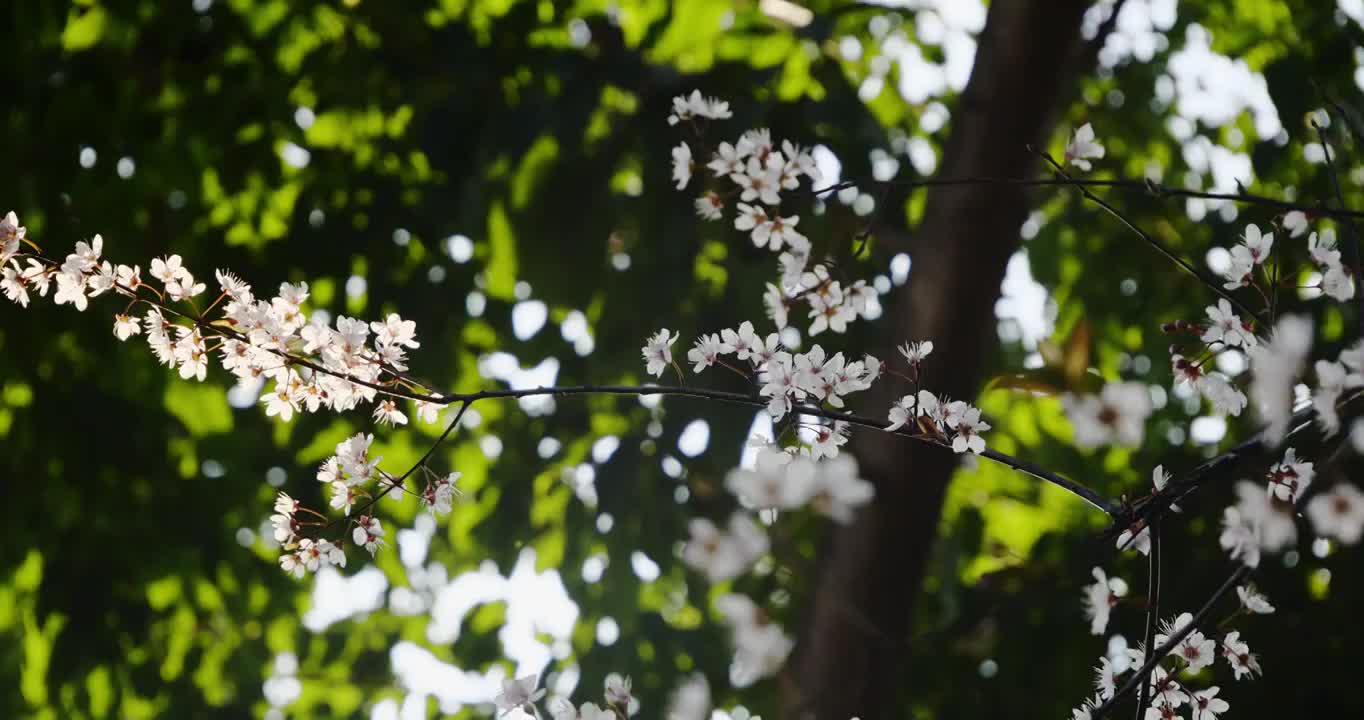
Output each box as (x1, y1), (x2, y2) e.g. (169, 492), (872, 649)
(757, 343), (880, 428)
(1218, 223), (1274, 290)
(1216, 448), (1364, 569)
(667, 90), (884, 341)
(1, 212), (441, 429)
(1242, 314), (1364, 452)
(494, 673), (639, 720)
(681, 446), (876, 683)
(667, 90), (732, 127)
(1307, 229), (1355, 302)
(0, 213), (463, 574)
(652, 92), (1000, 686)
(677, 128), (820, 226)
(647, 324), (889, 460)
(274, 489), (348, 578)
(878, 340), (987, 452)
(885, 389), (991, 454)
(1161, 212), (1364, 436)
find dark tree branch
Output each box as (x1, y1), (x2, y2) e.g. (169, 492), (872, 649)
(1092, 564), (1251, 718)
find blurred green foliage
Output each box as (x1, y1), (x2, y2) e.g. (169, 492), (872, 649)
(3, 0), (1364, 718)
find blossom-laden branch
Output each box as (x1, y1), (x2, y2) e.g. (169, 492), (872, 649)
(9, 91), (1364, 720)
(1090, 564), (1253, 719)
(0, 199), (1117, 570)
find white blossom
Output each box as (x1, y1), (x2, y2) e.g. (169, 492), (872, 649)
(672, 142), (693, 190)
(759, 353), (798, 419)
(665, 674), (710, 720)
(351, 515), (385, 554)
(113, 313), (142, 341)
(1147, 665), (1190, 708)
(0, 211), (25, 265)
(1281, 210), (1308, 238)
(1241, 223), (1273, 264)
(1322, 264), (1355, 301)
(1155, 612), (1215, 673)
(422, 472), (461, 515)
(642, 328), (680, 377)
(694, 192), (724, 220)
(1220, 243), (1256, 290)
(495, 675), (546, 714)
(1201, 299), (1256, 349)
(687, 333), (725, 373)
(725, 446), (814, 510)
(1247, 314), (1312, 445)
(604, 674), (633, 710)
(372, 398), (408, 426)
(1094, 658), (1117, 700)
(763, 282), (789, 329)
(1236, 585), (1275, 615)
(707, 142), (745, 178)
(1306, 482), (1364, 544)
(1314, 359), (1347, 434)
(948, 403), (990, 454)
(806, 420), (850, 460)
(1219, 505), (1261, 568)
(1265, 447), (1313, 503)
(1065, 123), (1105, 171)
(884, 394), (916, 432)
(682, 514), (768, 583)
(715, 593), (793, 684)
(1221, 631), (1261, 680)
(809, 453), (875, 523)
(1064, 381), (1152, 449)
(666, 90), (731, 125)
(1201, 373), (1247, 416)
(1083, 567), (1117, 635)
(733, 156), (783, 205)
(898, 340), (933, 365)
(1191, 686), (1230, 720)
(1117, 524), (1151, 556)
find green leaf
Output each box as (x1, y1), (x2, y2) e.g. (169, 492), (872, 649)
(484, 202), (518, 300)
(61, 7), (107, 51)
(163, 383), (234, 436)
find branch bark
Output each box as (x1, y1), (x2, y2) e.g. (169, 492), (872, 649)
(782, 2), (1094, 717)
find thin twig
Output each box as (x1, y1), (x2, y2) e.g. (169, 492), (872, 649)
(338, 400), (473, 525)
(1311, 117), (1364, 336)
(809, 175), (1364, 219)
(1132, 519), (1161, 719)
(426, 383), (1120, 515)
(1031, 148), (1260, 319)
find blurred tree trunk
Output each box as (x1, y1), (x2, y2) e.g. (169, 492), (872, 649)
(782, 2), (1094, 717)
